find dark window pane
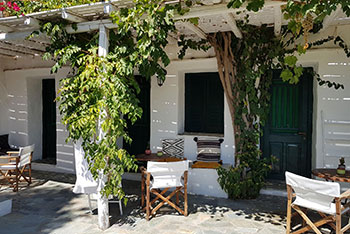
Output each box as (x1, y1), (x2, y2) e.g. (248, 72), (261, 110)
(185, 72), (224, 134)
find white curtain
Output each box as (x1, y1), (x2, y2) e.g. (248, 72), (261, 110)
(73, 139), (98, 194)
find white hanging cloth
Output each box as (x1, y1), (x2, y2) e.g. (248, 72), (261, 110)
(73, 139), (98, 194)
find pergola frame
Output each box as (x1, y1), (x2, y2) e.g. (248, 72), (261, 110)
(0, 0), (349, 58)
(0, 0), (350, 230)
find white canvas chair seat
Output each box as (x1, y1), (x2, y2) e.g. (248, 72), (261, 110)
(0, 165), (16, 170)
(286, 171), (350, 234)
(141, 160), (189, 220)
(73, 141), (123, 215)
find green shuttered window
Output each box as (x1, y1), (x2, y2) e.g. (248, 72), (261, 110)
(185, 72), (224, 134)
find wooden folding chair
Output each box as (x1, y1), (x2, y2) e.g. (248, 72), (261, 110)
(141, 160), (189, 220)
(0, 145), (34, 192)
(286, 171), (350, 234)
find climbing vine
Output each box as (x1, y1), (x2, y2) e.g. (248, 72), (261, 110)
(209, 25), (281, 199)
(2, 0), (350, 201)
(38, 0), (180, 201)
(227, 0), (350, 83)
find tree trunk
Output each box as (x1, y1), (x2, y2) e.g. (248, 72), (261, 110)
(208, 32), (242, 166)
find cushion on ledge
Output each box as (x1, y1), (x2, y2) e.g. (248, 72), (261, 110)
(194, 137), (223, 162)
(162, 138), (184, 158)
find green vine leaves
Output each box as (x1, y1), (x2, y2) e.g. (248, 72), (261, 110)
(37, 0), (182, 200)
(227, 0), (350, 89)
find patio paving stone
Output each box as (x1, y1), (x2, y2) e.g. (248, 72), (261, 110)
(0, 170), (292, 234)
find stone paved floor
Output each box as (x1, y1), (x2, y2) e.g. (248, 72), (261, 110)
(1, 170), (289, 234)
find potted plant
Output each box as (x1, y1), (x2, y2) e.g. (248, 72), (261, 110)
(337, 157), (346, 175)
(145, 142), (151, 155)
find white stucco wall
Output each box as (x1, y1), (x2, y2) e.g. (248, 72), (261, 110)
(2, 65), (75, 173)
(298, 49), (350, 169)
(150, 58), (235, 165)
(150, 48), (350, 169)
(0, 66), (9, 136)
(0, 25), (349, 176)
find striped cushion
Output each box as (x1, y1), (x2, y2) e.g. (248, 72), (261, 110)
(162, 139), (184, 158)
(194, 137), (223, 162)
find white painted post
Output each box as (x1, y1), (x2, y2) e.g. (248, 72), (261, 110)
(97, 24), (110, 230)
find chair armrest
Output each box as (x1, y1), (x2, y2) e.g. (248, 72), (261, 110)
(7, 151), (19, 156)
(140, 166), (147, 172)
(140, 167), (151, 178)
(0, 156), (19, 166)
(0, 156), (19, 160)
(339, 189), (350, 200)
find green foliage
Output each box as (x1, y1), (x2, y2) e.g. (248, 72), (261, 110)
(201, 25), (283, 199)
(17, 0), (100, 14)
(226, 26), (278, 198)
(225, 0), (350, 86)
(217, 146), (274, 199)
(177, 35), (211, 59)
(36, 0), (179, 201)
(227, 0), (350, 33)
(15, 0), (350, 202)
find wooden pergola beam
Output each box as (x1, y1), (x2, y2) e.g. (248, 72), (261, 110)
(174, 1), (286, 20)
(66, 19), (116, 34)
(0, 53), (16, 58)
(104, 2), (118, 14)
(224, 13), (242, 39)
(0, 41), (44, 55)
(24, 17), (40, 28)
(11, 39), (48, 51)
(274, 6), (282, 36)
(181, 21), (207, 39)
(0, 48), (28, 57)
(62, 9), (86, 23)
(321, 5), (342, 32)
(0, 25), (14, 33)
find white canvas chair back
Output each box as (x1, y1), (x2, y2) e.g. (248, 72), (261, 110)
(18, 144), (34, 167)
(286, 171), (340, 214)
(147, 160), (189, 189)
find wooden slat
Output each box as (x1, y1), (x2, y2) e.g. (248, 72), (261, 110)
(274, 6), (282, 36)
(292, 205), (322, 234)
(0, 41), (43, 55)
(224, 13), (242, 38)
(62, 9), (86, 23)
(181, 21), (207, 39)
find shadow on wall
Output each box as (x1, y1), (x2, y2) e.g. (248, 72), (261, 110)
(320, 62), (350, 168)
(7, 93), (28, 148)
(0, 80), (9, 135)
(322, 116), (350, 168)
(56, 119), (75, 173)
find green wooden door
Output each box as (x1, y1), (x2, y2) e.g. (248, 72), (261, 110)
(42, 79), (57, 161)
(124, 76), (150, 156)
(262, 69), (313, 180)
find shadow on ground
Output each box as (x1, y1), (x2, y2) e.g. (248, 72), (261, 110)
(0, 170), (290, 234)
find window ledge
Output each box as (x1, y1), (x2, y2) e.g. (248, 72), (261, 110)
(178, 132), (224, 137)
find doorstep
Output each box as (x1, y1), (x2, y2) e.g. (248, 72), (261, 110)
(260, 180), (287, 197)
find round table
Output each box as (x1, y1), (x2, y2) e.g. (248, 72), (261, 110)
(312, 168), (350, 183)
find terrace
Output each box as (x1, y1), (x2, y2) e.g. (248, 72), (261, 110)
(0, 170), (286, 234)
